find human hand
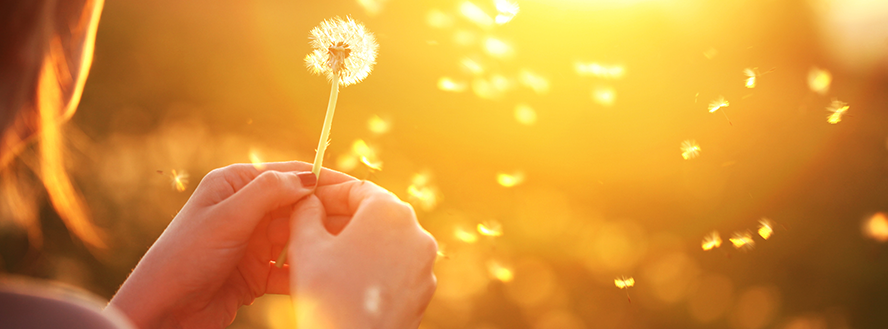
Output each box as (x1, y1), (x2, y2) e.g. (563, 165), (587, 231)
(108, 161), (355, 329)
(288, 180), (438, 329)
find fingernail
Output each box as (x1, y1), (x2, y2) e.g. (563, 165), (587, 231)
(297, 171), (317, 188)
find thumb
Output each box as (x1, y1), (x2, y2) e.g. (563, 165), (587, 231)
(290, 194), (331, 245)
(215, 170), (316, 232)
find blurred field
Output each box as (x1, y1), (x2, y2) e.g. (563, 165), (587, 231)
(2, 0), (888, 328)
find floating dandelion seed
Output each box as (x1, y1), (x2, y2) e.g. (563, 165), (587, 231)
(487, 260), (514, 282)
(729, 232), (756, 250)
(484, 37), (513, 58)
(460, 57), (485, 75)
(427, 9), (454, 28)
(472, 75), (511, 99)
(496, 171), (524, 187)
(279, 16), (378, 267)
(519, 70), (549, 94)
(170, 169), (188, 192)
(758, 218), (774, 240)
(367, 114), (390, 134)
(745, 68), (757, 88)
(514, 104), (537, 125)
(808, 67), (832, 95)
(407, 173), (439, 211)
(453, 30), (478, 46)
(455, 226), (479, 243)
(494, 0), (519, 24)
(460, 1), (494, 27)
(249, 149), (265, 170)
(438, 77), (468, 92)
(360, 156), (383, 171)
(703, 47), (718, 59)
(356, 0), (388, 16)
(575, 62), (625, 79)
(681, 140), (701, 160)
(864, 212), (888, 242)
(709, 96), (729, 113)
(615, 276), (635, 302)
(827, 99), (849, 124)
(593, 87), (616, 107)
(702, 231), (722, 251)
(477, 220), (503, 237)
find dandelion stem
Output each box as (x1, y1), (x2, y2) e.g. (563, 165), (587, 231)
(312, 73), (341, 177)
(275, 72), (341, 268)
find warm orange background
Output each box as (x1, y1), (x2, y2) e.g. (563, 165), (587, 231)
(3, 0), (888, 328)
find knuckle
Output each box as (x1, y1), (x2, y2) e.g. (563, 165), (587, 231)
(256, 170), (284, 187)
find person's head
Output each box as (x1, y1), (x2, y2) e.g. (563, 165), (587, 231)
(0, 0), (105, 250)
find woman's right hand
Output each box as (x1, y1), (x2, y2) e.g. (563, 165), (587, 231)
(288, 180), (438, 329)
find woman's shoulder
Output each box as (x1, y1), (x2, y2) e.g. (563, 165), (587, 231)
(0, 276), (134, 329)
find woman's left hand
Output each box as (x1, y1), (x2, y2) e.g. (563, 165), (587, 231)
(108, 161), (355, 329)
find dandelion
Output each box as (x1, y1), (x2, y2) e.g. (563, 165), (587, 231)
(487, 260), (514, 282)
(758, 218), (774, 240)
(280, 17), (378, 267)
(826, 99), (849, 124)
(496, 171), (524, 187)
(729, 232), (755, 250)
(477, 220), (503, 237)
(808, 67), (831, 95)
(514, 104), (537, 125)
(744, 68), (757, 88)
(170, 169), (188, 192)
(614, 276), (635, 302)
(494, 0), (519, 24)
(681, 140), (701, 160)
(701, 231), (722, 251)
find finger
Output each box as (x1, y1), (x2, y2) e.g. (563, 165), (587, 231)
(265, 263), (290, 295)
(251, 161), (357, 185)
(290, 195), (331, 244)
(313, 180), (396, 216)
(214, 171), (317, 233)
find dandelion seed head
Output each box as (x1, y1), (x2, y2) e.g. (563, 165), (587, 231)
(681, 140), (701, 160)
(702, 231), (722, 250)
(305, 17), (378, 86)
(708, 96), (729, 113)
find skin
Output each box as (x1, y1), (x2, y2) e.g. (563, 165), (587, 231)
(23, 2), (438, 327)
(107, 162), (438, 329)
